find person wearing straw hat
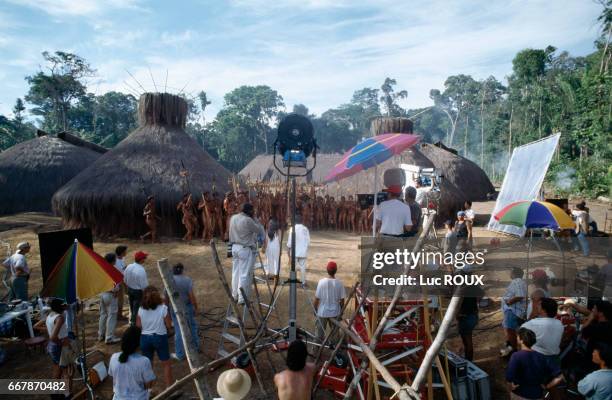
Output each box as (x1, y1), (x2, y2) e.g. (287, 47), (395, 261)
(216, 368), (251, 400)
(3, 241), (31, 301)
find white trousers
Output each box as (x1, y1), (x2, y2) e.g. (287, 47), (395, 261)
(232, 244), (256, 303)
(297, 257), (307, 286)
(99, 291), (118, 340)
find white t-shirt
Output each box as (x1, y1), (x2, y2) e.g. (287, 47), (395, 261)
(115, 258), (126, 274)
(521, 317), (564, 356)
(138, 305), (168, 335)
(124, 263), (148, 290)
(464, 209), (475, 221)
(415, 187), (432, 207)
(315, 278), (346, 318)
(108, 352), (156, 400)
(376, 199), (412, 236)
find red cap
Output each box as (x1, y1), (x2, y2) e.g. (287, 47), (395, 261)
(384, 185), (403, 194)
(532, 269), (547, 280)
(326, 261), (338, 274)
(134, 251), (148, 262)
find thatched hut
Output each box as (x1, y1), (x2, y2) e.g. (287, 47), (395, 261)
(0, 133), (103, 215)
(53, 93), (232, 238)
(420, 143), (494, 201)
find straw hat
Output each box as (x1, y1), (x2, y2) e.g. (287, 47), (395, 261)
(217, 369), (251, 400)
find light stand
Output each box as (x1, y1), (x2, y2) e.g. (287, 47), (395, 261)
(271, 113), (317, 342)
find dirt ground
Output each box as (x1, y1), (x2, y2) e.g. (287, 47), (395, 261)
(0, 198), (609, 399)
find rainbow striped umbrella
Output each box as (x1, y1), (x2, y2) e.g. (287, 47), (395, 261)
(325, 133), (420, 182)
(494, 200), (574, 231)
(41, 240), (123, 303)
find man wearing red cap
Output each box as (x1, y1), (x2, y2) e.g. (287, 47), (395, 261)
(314, 261), (346, 341)
(376, 185), (412, 237)
(124, 251), (149, 325)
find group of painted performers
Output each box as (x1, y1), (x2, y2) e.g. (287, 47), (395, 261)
(140, 186), (375, 243)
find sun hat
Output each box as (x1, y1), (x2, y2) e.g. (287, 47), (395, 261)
(16, 242), (30, 251)
(217, 368), (251, 400)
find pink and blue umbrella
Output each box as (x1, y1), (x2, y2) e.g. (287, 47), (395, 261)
(324, 133), (420, 182)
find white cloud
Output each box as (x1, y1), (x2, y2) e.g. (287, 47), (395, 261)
(7, 0), (145, 17)
(160, 30), (195, 46)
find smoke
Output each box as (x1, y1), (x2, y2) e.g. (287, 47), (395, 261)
(554, 166), (576, 191)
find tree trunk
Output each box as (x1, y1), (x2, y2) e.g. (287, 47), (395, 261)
(508, 103), (514, 155)
(464, 114), (469, 157)
(480, 92), (486, 167)
(538, 98), (543, 138)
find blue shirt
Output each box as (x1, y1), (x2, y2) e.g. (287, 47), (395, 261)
(108, 352), (156, 400)
(506, 350), (561, 399)
(578, 369), (612, 400)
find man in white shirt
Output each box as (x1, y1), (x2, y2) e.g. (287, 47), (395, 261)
(287, 214), (311, 286)
(114, 245), (128, 321)
(3, 242), (31, 301)
(376, 185), (412, 237)
(314, 261), (346, 341)
(123, 251), (149, 325)
(521, 298), (564, 357)
(229, 203), (265, 304)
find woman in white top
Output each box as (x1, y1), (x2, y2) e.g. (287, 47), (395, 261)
(109, 326), (156, 400)
(39, 298), (74, 394)
(136, 286), (173, 386)
(264, 219), (281, 281)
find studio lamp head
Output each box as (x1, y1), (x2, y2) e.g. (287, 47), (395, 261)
(276, 113), (316, 167)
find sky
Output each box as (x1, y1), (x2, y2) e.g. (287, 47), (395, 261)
(0, 0), (604, 121)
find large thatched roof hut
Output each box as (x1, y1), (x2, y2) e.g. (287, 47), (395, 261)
(53, 93), (232, 238)
(0, 133), (104, 215)
(420, 143), (495, 201)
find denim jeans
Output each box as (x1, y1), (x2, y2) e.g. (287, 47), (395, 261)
(577, 232), (590, 256)
(170, 303), (199, 360)
(127, 288), (143, 326)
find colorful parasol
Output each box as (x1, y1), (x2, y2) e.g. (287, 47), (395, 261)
(324, 133), (420, 182)
(494, 200), (574, 231)
(41, 240), (123, 303)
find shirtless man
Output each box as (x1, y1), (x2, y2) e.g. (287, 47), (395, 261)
(326, 196), (337, 230)
(212, 192), (224, 239)
(177, 194), (198, 242)
(274, 340), (316, 400)
(302, 196), (312, 228)
(346, 195), (356, 233)
(198, 192), (213, 240)
(338, 196), (347, 231)
(141, 196), (158, 243)
(315, 196), (325, 230)
(223, 192), (239, 241)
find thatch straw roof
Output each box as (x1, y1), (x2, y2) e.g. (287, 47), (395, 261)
(0, 135), (102, 215)
(420, 143), (495, 201)
(52, 93), (231, 238)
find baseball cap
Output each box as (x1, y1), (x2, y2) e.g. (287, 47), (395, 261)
(134, 251), (148, 262)
(457, 211), (466, 217)
(532, 269), (548, 280)
(384, 185), (402, 194)
(326, 261), (338, 274)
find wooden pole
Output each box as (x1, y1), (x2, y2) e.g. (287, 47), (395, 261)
(411, 294), (463, 391)
(330, 319), (419, 400)
(156, 259), (210, 400)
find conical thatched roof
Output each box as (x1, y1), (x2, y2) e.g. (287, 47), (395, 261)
(420, 143), (495, 201)
(0, 135), (102, 215)
(52, 93), (232, 238)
